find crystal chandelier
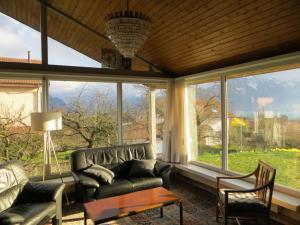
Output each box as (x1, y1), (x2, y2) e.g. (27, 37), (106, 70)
(105, 0), (151, 58)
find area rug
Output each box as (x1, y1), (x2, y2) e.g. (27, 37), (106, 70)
(59, 177), (282, 225)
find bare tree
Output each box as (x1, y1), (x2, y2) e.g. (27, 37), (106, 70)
(62, 87), (117, 148)
(0, 103), (42, 162)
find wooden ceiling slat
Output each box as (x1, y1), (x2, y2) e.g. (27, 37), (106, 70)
(143, 0), (242, 50)
(166, 25), (300, 69)
(146, 0), (215, 34)
(173, 30), (300, 70)
(1, 0), (300, 75)
(144, 0), (299, 65)
(143, 0), (283, 57)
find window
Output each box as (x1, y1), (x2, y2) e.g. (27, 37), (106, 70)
(122, 83), (150, 144)
(0, 79), (43, 177)
(49, 80), (117, 173)
(188, 80), (222, 168)
(0, 12), (41, 63)
(156, 89), (167, 155)
(47, 10), (101, 68)
(227, 69), (300, 189)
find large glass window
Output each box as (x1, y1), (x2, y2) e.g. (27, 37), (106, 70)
(47, 10), (101, 68)
(227, 69), (300, 189)
(0, 12), (41, 63)
(0, 79), (43, 176)
(122, 83), (150, 144)
(188, 80), (222, 168)
(49, 81), (117, 173)
(156, 89), (167, 155)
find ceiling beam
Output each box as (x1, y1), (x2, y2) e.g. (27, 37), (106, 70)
(0, 62), (171, 78)
(38, 0), (176, 76)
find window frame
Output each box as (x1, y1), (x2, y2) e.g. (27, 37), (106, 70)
(185, 51), (300, 195)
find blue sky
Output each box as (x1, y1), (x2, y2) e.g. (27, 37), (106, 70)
(0, 13), (101, 67)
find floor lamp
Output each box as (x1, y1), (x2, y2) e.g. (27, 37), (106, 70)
(30, 112), (63, 181)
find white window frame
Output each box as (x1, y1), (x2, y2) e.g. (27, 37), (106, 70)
(182, 51), (300, 196)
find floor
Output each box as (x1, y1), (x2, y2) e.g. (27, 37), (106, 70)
(60, 176), (282, 225)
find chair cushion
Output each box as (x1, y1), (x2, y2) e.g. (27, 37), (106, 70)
(0, 202), (56, 225)
(83, 164), (115, 184)
(129, 177), (163, 192)
(0, 162), (29, 213)
(128, 159), (156, 178)
(97, 179), (133, 199)
(219, 189), (267, 213)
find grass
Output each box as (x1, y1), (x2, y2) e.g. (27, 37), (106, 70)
(197, 149), (300, 189)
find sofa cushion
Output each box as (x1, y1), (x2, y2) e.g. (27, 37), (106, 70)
(129, 177), (163, 192)
(97, 179), (133, 199)
(70, 143), (154, 172)
(83, 164), (115, 184)
(111, 161), (133, 178)
(128, 159), (156, 178)
(0, 202), (56, 225)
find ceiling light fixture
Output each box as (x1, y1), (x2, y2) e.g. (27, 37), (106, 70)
(105, 0), (151, 58)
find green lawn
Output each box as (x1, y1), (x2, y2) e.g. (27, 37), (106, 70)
(198, 150), (300, 189)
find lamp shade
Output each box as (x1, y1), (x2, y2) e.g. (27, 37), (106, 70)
(30, 112), (62, 131)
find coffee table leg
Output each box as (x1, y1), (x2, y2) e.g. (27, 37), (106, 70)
(179, 201), (183, 225)
(160, 207), (164, 218)
(84, 208), (87, 225)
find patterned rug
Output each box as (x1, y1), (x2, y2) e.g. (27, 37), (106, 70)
(60, 176), (282, 225)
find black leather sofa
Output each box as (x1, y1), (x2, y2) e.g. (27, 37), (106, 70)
(70, 143), (172, 202)
(0, 161), (65, 225)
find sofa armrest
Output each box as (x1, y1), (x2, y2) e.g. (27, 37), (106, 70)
(72, 171), (99, 188)
(17, 182), (65, 203)
(155, 161), (172, 189)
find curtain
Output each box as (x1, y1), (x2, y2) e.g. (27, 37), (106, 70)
(162, 79), (190, 164)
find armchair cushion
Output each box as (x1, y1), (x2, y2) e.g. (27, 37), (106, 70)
(0, 202), (56, 225)
(154, 161), (171, 176)
(219, 189), (267, 213)
(17, 182), (65, 203)
(128, 159), (156, 178)
(83, 164), (115, 184)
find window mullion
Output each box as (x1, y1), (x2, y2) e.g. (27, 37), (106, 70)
(221, 75), (228, 171)
(117, 82), (123, 145)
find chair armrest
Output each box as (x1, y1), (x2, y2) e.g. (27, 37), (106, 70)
(224, 182), (271, 194)
(216, 173), (255, 190)
(155, 161), (172, 176)
(72, 171), (99, 188)
(155, 161), (172, 189)
(17, 182), (65, 203)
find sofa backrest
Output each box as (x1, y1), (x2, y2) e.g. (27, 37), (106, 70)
(0, 161), (29, 212)
(70, 143), (154, 172)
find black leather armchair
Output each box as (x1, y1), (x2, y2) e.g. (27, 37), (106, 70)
(0, 161), (65, 225)
(70, 143), (172, 202)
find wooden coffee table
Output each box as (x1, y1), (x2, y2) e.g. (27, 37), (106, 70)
(83, 187), (183, 224)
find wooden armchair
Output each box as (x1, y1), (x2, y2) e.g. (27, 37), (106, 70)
(216, 160), (276, 225)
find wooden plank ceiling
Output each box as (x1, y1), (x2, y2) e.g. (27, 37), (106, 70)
(1, 0), (300, 77)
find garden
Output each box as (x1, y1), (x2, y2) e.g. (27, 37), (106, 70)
(197, 145), (300, 189)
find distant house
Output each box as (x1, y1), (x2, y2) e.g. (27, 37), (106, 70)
(0, 57), (42, 125)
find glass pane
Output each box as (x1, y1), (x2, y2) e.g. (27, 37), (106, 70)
(123, 83), (150, 144)
(48, 37), (102, 67)
(49, 81), (117, 174)
(189, 81), (222, 167)
(47, 10), (101, 68)
(0, 12), (41, 63)
(0, 79), (43, 177)
(156, 89), (167, 156)
(228, 68), (300, 189)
